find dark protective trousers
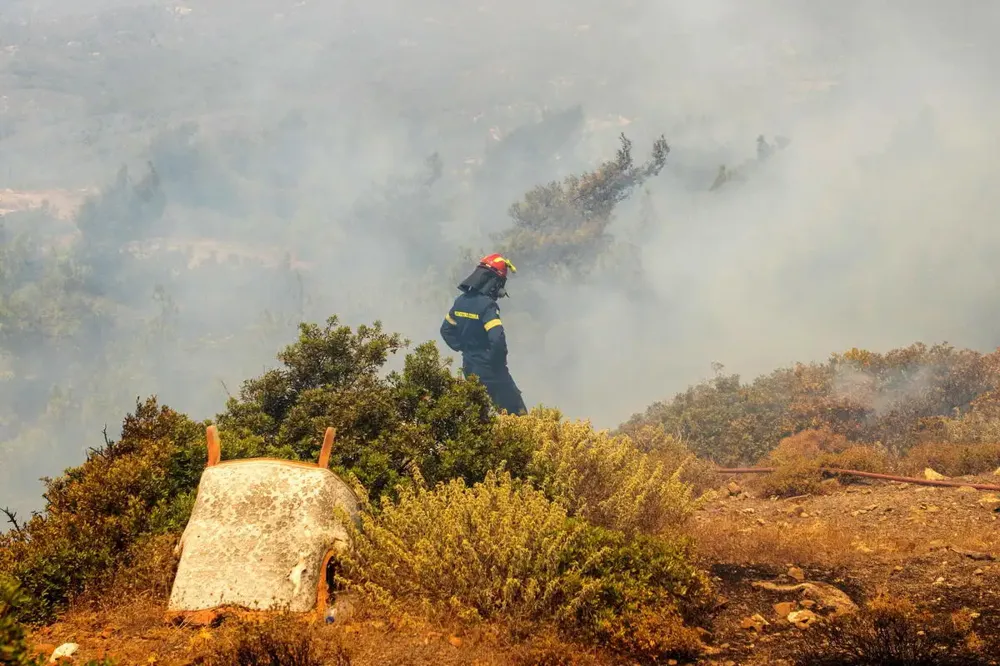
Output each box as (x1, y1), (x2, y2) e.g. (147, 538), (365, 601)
(463, 365), (527, 416)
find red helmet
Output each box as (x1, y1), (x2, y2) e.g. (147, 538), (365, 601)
(478, 253), (517, 279)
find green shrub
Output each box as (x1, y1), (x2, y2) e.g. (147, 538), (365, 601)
(624, 343), (1000, 465)
(340, 470), (710, 663)
(0, 398), (204, 623)
(495, 133), (669, 280)
(501, 408), (699, 534)
(0, 578), (42, 666)
(216, 316), (531, 503)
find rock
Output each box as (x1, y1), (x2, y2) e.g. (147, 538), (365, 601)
(928, 540), (948, 551)
(978, 494), (1000, 506)
(49, 644), (79, 663)
(950, 547), (996, 561)
(740, 614), (769, 632)
(727, 481), (742, 495)
(994, 467), (1000, 477)
(974, 568), (984, 576)
(924, 468), (947, 480)
(788, 610), (818, 628)
(447, 635), (463, 647)
(788, 567), (806, 582)
(956, 486), (977, 493)
(752, 581), (858, 617)
(933, 577), (945, 586)
(773, 601), (797, 617)
(800, 600), (816, 609)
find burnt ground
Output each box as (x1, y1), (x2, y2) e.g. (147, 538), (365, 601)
(690, 475), (1000, 664)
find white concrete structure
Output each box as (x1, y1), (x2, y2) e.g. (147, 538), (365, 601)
(168, 427), (360, 614)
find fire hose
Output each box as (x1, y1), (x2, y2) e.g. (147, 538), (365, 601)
(714, 467), (1000, 492)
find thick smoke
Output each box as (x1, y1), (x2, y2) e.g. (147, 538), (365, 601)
(2, 0), (1000, 516)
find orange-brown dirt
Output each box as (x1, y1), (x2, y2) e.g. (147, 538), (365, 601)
(26, 476), (1000, 665)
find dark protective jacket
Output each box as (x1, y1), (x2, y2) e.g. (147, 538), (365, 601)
(440, 290), (526, 414)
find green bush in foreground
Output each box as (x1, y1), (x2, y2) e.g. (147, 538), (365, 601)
(216, 316), (531, 504)
(498, 408), (700, 535)
(1, 578), (41, 666)
(340, 470), (711, 663)
(0, 399), (204, 624)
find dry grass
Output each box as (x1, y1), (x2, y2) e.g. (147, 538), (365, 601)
(29, 591), (622, 666)
(201, 614), (348, 666)
(691, 514), (864, 569)
(901, 441), (1000, 478)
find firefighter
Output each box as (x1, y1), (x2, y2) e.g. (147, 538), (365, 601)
(440, 253), (527, 415)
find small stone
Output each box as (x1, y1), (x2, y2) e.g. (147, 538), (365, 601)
(800, 600), (816, 609)
(788, 566), (806, 582)
(957, 486), (977, 493)
(933, 577), (945, 586)
(924, 468), (947, 480)
(978, 494), (1000, 506)
(774, 601), (797, 617)
(974, 568), (984, 576)
(788, 610), (818, 628)
(448, 635), (463, 647)
(740, 614), (769, 632)
(728, 481), (742, 495)
(50, 644), (79, 662)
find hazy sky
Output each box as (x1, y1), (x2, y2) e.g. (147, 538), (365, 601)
(3, 0), (1000, 514)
